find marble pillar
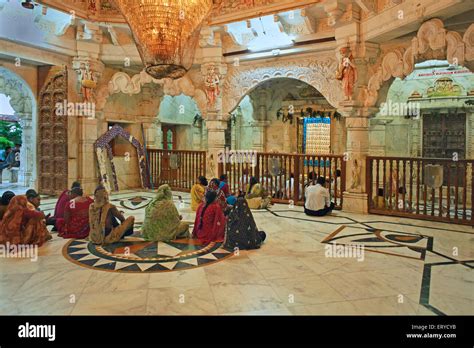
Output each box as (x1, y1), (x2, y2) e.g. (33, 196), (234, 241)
(78, 115), (99, 195)
(251, 120), (270, 152)
(206, 118), (227, 178)
(18, 114), (35, 187)
(341, 107), (371, 213)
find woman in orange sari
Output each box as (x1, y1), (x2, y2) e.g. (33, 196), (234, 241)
(0, 195), (51, 246)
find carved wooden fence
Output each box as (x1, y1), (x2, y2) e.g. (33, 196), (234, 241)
(367, 156), (474, 225)
(218, 152), (346, 209)
(147, 149), (206, 192)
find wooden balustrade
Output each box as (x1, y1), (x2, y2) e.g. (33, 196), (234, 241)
(367, 156), (473, 225)
(147, 149), (206, 191)
(218, 152), (345, 209)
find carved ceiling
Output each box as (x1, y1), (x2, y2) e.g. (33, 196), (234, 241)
(30, 0), (393, 29)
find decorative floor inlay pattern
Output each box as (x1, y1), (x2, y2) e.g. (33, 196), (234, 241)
(1, 189), (471, 315)
(321, 226), (430, 260)
(63, 238), (233, 273)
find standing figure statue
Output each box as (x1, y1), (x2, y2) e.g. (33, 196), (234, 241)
(205, 65), (220, 108)
(78, 63), (96, 102)
(350, 159), (361, 190)
(336, 47), (357, 101)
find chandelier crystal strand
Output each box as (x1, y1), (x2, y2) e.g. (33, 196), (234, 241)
(114, 0), (213, 79)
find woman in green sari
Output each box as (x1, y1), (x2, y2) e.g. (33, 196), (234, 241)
(142, 184), (190, 242)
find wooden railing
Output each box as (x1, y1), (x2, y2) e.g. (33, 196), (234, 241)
(147, 149), (206, 191)
(367, 156), (473, 225)
(218, 152), (346, 209)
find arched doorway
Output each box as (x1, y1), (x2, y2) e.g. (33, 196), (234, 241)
(230, 77), (345, 155)
(0, 67), (36, 189)
(219, 77), (346, 208)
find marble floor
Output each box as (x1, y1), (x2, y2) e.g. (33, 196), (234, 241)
(0, 189), (472, 316)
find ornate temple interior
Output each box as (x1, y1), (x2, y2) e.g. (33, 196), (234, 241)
(0, 0), (473, 322)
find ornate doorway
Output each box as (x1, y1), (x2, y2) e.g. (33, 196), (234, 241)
(38, 68), (68, 195)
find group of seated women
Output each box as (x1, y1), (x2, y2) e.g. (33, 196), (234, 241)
(190, 174), (271, 212)
(0, 176), (268, 251)
(0, 183), (134, 247)
(189, 175), (267, 249)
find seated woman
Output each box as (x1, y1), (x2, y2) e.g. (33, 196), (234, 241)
(142, 184), (189, 242)
(206, 178), (228, 211)
(51, 181), (81, 230)
(192, 190), (225, 244)
(56, 187), (94, 239)
(0, 191), (15, 220)
(245, 176), (271, 209)
(190, 176), (208, 212)
(0, 195), (51, 246)
(89, 186), (135, 245)
(219, 174), (238, 206)
(219, 174), (231, 197)
(224, 197), (266, 251)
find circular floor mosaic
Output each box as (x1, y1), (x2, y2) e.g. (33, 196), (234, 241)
(63, 237), (233, 273)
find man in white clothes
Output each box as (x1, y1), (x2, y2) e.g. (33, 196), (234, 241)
(304, 176), (335, 216)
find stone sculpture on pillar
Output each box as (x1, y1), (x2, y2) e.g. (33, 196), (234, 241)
(73, 57), (104, 103)
(336, 47), (357, 101)
(205, 65), (221, 108)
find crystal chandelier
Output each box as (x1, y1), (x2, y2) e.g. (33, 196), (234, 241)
(115, 0), (213, 79)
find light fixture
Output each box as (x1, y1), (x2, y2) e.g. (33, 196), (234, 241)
(114, 0), (213, 80)
(21, 0), (35, 10)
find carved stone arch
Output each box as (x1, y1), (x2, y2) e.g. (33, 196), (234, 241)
(38, 67), (68, 195)
(0, 67), (36, 187)
(102, 70), (208, 116)
(223, 55), (342, 116)
(365, 19), (474, 108)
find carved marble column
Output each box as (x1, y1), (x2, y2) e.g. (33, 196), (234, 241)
(18, 114), (34, 187)
(250, 120), (270, 152)
(200, 28), (229, 177)
(206, 117), (228, 178)
(335, 35), (380, 213)
(70, 57), (105, 195)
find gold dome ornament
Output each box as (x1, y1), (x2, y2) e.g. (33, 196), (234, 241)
(114, 0), (213, 79)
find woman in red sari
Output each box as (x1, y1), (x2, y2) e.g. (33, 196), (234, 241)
(192, 190), (226, 244)
(51, 181), (81, 230)
(57, 187), (94, 239)
(206, 178), (227, 211)
(0, 195), (51, 246)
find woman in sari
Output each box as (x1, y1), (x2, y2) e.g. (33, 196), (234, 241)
(245, 176), (271, 209)
(0, 191), (15, 220)
(52, 182), (81, 227)
(0, 195), (51, 246)
(190, 176), (208, 211)
(224, 197), (266, 251)
(142, 184), (190, 242)
(89, 186), (135, 245)
(192, 190), (226, 244)
(56, 187), (94, 239)
(206, 178), (227, 211)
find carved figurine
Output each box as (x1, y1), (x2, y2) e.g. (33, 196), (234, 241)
(350, 159), (361, 190)
(336, 47), (357, 101)
(205, 65), (220, 107)
(208, 153), (216, 177)
(78, 63), (96, 102)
